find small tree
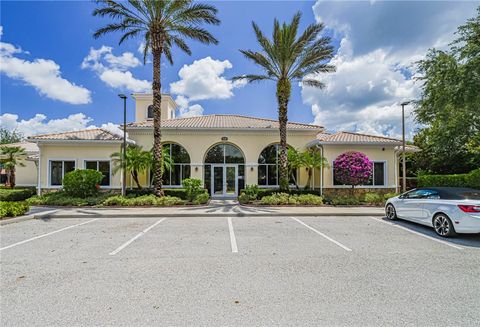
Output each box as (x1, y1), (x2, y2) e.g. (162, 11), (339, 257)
(111, 145), (172, 189)
(287, 148), (302, 189)
(333, 151), (373, 194)
(0, 146), (26, 188)
(301, 149), (329, 190)
(0, 129), (23, 144)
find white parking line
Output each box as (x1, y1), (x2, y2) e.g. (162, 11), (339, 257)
(227, 217), (238, 253)
(368, 217), (464, 250)
(290, 217), (352, 252)
(109, 218), (166, 255)
(0, 219), (99, 251)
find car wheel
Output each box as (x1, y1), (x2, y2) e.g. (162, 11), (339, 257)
(432, 214), (457, 238)
(385, 204), (397, 220)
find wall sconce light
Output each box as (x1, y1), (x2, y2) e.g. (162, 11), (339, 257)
(382, 147), (385, 151)
(250, 166), (254, 171)
(195, 166), (198, 172)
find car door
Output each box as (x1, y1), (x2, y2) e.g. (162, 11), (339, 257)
(396, 190), (428, 221)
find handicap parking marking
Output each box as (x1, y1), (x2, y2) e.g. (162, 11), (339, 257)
(290, 217), (352, 252)
(109, 218), (167, 256)
(368, 216), (464, 250)
(227, 217), (238, 253)
(0, 218), (99, 252)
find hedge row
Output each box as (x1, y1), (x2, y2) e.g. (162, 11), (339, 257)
(126, 188), (208, 200)
(417, 169), (480, 190)
(0, 187), (36, 202)
(0, 201), (30, 218)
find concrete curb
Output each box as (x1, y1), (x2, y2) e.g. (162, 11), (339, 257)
(36, 212), (384, 219)
(0, 209), (59, 226)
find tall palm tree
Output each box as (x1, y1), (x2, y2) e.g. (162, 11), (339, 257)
(93, 0), (220, 196)
(111, 144), (172, 190)
(0, 146), (26, 188)
(235, 12), (335, 190)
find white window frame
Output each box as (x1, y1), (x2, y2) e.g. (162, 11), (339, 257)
(48, 159), (76, 188)
(332, 160), (388, 188)
(83, 159), (112, 188)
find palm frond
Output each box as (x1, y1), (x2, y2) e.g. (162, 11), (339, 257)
(232, 74), (271, 83)
(301, 78), (325, 89)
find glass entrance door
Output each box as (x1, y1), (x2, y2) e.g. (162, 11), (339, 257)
(211, 165), (237, 198)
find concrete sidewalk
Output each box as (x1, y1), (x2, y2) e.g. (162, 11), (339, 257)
(19, 200), (385, 220)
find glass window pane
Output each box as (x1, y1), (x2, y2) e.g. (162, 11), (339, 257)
(171, 144), (190, 163)
(225, 144), (244, 163)
(50, 161), (63, 186)
(147, 105), (154, 119)
(162, 166), (170, 185)
(64, 161), (75, 175)
(182, 165), (191, 183)
(171, 165), (181, 186)
(258, 145), (277, 164)
(213, 166), (223, 195)
(205, 145), (224, 163)
(374, 162), (385, 186)
(267, 165), (278, 186)
(204, 165), (211, 193)
(99, 161), (110, 186)
(258, 165), (267, 185)
(85, 161), (97, 170)
(238, 165), (245, 191)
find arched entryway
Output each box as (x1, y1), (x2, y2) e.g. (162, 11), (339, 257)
(204, 143), (245, 198)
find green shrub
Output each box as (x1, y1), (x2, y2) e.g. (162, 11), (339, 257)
(63, 169), (103, 198)
(26, 191), (113, 206)
(243, 185), (260, 200)
(417, 168), (480, 189)
(126, 188), (207, 200)
(238, 193), (251, 204)
(192, 192), (209, 205)
(0, 201), (30, 218)
(330, 196), (360, 206)
(182, 178), (204, 202)
(0, 187), (36, 201)
(102, 195), (184, 206)
(363, 192), (383, 205)
(294, 194), (323, 205)
(259, 193), (323, 205)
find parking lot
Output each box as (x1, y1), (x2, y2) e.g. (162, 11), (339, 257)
(1, 215), (479, 326)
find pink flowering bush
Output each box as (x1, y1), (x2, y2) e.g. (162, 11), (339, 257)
(333, 151), (373, 188)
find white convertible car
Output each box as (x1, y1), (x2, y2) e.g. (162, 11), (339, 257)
(385, 187), (480, 237)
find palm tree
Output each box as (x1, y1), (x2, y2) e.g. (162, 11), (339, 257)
(93, 0), (220, 196)
(235, 12), (335, 190)
(287, 147), (302, 189)
(0, 146), (26, 188)
(111, 145), (172, 189)
(300, 149), (328, 190)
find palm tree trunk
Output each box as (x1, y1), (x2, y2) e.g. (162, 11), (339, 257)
(10, 168), (16, 189)
(132, 171), (142, 189)
(152, 34), (164, 197)
(276, 78), (291, 191)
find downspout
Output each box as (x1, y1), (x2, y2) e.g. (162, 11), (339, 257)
(394, 149), (399, 193)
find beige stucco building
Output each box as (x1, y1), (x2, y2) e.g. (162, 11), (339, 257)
(10, 93), (411, 198)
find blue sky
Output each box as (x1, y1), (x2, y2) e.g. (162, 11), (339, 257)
(1, 1), (478, 138)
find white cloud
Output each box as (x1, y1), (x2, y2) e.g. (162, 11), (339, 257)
(303, 1), (478, 139)
(82, 46), (150, 92)
(0, 112), (124, 138)
(170, 56), (244, 101)
(0, 26), (91, 105)
(179, 104), (204, 118)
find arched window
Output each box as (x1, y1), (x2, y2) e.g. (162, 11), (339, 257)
(204, 143), (245, 193)
(147, 105), (154, 119)
(154, 143), (190, 187)
(258, 144), (296, 186)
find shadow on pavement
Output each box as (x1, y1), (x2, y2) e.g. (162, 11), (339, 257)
(379, 217), (480, 249)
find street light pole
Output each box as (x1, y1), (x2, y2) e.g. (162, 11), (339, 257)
(400, 101), (411, 193)
(118, 94), (127, 197)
